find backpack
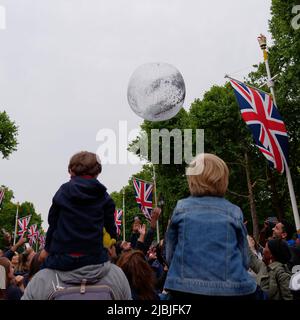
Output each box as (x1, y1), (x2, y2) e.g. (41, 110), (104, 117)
(48, 278), (117, 300)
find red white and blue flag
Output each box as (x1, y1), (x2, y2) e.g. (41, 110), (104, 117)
(27, 224), (39, 245)
(114, 209), (123, 236)
(229, 79), (288, 173)
(39, 234), (46, 249)
(133, 178), (153, 221)
(0, 188), (4, 206)
(17, 215), (32, 237)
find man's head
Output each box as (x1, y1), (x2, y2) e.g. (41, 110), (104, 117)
(68, 151), (102, 178)
(272, 219), (295, 241)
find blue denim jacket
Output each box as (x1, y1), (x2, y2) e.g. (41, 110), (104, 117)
(164, 196), (257, 296)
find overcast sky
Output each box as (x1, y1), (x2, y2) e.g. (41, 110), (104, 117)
(0, 0), (272, 229)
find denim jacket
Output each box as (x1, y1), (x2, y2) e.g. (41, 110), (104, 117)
(164, 196), (257, 296)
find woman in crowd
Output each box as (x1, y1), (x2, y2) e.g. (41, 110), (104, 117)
(117, 250), (159, 300)
(0, 257), (24, 300)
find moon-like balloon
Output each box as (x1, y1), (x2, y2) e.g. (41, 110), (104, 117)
(127, 62), (185, 121)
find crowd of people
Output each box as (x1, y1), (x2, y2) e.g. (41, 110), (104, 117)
(1, 151), (300, 300)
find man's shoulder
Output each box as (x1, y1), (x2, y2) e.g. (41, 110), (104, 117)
(32, 268), (57, 281)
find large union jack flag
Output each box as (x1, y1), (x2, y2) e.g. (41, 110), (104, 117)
(230, 79), (288, 173)
(133, 178), (153, 221)
(114, 209), (123, 236)
(27, 224), (39, 245)
(17, 215), (32, 236)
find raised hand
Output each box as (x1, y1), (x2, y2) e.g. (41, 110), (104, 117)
(150, 207), (161, 229)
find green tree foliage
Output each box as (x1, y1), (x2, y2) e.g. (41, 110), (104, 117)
(0, 111), (18, 159)
(112, 0), (300, 239)
(0, 186), (43, 248)
(248, 0), (300, 221)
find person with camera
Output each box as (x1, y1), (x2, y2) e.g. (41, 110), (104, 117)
(258, 216), (278, 247)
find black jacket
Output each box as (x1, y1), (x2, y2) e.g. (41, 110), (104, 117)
(45, 176), (116, 256)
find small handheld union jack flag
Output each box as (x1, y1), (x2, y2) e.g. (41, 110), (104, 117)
(133, 177), (153, 221)
(27, 224), (39, 245)
(229, 79), (288, 173)
(114, 209), (123, 236)
(39, 234), (46, 249)
(17, 215), (32, 237)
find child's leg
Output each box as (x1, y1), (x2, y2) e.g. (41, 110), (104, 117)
(42, 254), (79, 271)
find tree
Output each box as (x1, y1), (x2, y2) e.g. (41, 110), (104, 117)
(113, 0), (300, 240)
(0, 111), (18, 158)
(128, 109), (191, 234)
(248, 0), (300, 225)
(0, 186), (43, 249)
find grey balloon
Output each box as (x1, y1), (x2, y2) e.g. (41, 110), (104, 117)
(127, 62), (186, 121)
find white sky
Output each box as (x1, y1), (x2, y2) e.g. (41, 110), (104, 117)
(0, 0), (272, 230)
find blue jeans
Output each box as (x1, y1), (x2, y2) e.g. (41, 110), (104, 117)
(42, 253), (107, 271)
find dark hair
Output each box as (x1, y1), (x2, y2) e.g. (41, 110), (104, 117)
(28, 252), (42, 281)
(267, 239), (291, 264)
(117, 250), (156, 300)
(68, 151), (102, 177)
(279, 219), (295, 241)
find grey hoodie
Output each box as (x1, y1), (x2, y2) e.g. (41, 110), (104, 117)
(21, 262), (132, 300)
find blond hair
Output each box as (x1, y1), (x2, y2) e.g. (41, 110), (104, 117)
(186, 153), (229, 196)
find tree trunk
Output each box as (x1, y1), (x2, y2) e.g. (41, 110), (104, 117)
(266, 166), (285, 220)
(244, 151), (259, 241)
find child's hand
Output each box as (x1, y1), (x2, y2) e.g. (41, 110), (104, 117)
(108, 245), (117, 259)
(38, 249), (49, 263)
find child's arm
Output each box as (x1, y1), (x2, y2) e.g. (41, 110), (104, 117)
(103, 194), (117, 240)
(44, 201), (60, 252)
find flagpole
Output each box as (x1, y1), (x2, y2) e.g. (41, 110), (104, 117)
(224, 74), (271, 95)
(258, 34), (300, 235)
(13, 202), (19, 245)
(122, 187), (126, 242)
(152, 164), (160, 242)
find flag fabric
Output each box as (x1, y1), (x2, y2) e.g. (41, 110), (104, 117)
(17, 215), (32, 237)
(0, 188), (4, 206)
(39, 234), (45, 249)
(133, 178), (153, 221)
(27, 224), (39, 245)
(114, 209), (123, 236)
(229, 79), (288, 173)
